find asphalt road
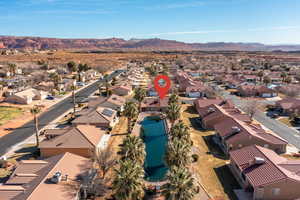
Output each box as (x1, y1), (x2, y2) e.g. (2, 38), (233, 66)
(0, 70), (124, 156)
(219, 88), (300, 149)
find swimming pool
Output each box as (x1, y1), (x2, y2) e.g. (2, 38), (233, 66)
(141, 116), (168, 182)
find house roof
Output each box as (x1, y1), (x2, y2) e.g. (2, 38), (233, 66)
(72, 107), (116, 125)
(141, 97), (169, 108)
(88, 94), (125, 108)
(230, 145), (300, 187)
(214, 116), (287, 145)
(39, 125), (105, 149)
(276, 98), (300, 110)
(0, 152), (91, 200)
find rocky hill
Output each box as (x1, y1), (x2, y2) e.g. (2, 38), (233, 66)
(1, 36), (300, 51)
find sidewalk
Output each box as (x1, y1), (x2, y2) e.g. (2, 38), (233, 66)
(0, 79), (99, 138)
(1, 79), (99, 158)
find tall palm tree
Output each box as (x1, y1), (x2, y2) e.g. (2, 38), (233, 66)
(120, 135), (146, 165)
(166, 103), (181, 126)
(123, 101), (138, 133)
(168, 93), (179, 105)
(104, 77), (111, 97)
(165, 138), (192, 168)
(30, 105), (42, 147)
(49, 72), (61, 91)
(8, 63), (17, 77)
(112, 160), (145, 200)
(162, 166), (198, 200)
(169, 122), (192, 145)
(134, 87), (147, 112)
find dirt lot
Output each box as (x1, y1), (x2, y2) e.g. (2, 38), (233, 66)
(181, 104), (240, 200)
(0, 50), (177, 71)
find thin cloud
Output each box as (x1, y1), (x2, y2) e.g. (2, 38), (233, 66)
(135, 26), (300, 37)
(35, 9), (114, 15)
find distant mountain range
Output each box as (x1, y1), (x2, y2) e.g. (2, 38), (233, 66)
(1, 36), (300, 51)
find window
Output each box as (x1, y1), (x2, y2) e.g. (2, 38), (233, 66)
(272, 188), (280, 196)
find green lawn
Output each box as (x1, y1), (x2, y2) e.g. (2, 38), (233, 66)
(0, 106), (24, 125)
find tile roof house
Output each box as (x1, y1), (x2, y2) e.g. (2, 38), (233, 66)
(275, 98), (300, 115)
(214, 117), (287, 155)
(39, 125), (106, 158)
(229, 145), (300, 200)
(198, 104), (251, 130)
(0, 152), (91, 200)
(237, 85), (278, 98)
(88, 94), (125, 112)
(111, 85), (132, 96)
(141, 97), (169, 112)
(72, 107), (118, 129)
(5, 88), (48, 104)
(194, 98), (233, 114)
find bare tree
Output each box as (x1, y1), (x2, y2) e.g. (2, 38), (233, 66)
(93, 146), (116, 179)
(242, 100), (260, 119)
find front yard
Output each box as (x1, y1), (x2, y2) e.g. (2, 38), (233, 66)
(182, 104), (240, 200)
(0, 106), (24, 125)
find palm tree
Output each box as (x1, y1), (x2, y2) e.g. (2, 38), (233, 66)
(162, 166), (198, 200)
(168, 93), (179, 105)
(30, 105), (42, 147)
(165, 138), (192, 168)
(49, 72), (61, 91)
(134, 87), (146, 112)
(71, 84), (77, 117)
(120, 135), (146, 165)
(112, 160), (145, 200)
(123, 102), (138, 133)
(8, 63), (17, 77)
(166, 103), (181, 126)
(169, 122), (192, 145)
(103, 74), (111, 97)
(281, 72), (287, 82)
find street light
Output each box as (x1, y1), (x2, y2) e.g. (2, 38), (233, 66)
(72, 80), (76, 117)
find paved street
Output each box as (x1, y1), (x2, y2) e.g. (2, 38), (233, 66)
(0, 70), (124, 156)
(219, 89), (300, 149)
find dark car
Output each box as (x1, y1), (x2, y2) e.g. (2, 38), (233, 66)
(46, 95), (55, 100)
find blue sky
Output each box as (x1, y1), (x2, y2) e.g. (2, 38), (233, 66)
(0, 0), (300, 44)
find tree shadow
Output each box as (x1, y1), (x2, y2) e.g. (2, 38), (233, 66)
(185, 105), (198, 114)
(188, 117), (205, 131)
(202, 135), (227, 160)
(214, 165), (241, 200)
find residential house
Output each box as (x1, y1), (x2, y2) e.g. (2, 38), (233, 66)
(88, 94), (125, 112)
(0, 152), (90, 200)
(141, 97), (169, 112)
(214, 116), (287, 155)
(5, 88), (47, 104)
(72, 107), (118, 129)
(39, 125), (106, 158)
(237, 85), (277, 98)
(230, 145), (300, 200)
(197, 103), (251, 130)
(194, 98), (230, 114)
(275, 98), (300, 115)
(111, 85), (132, 96)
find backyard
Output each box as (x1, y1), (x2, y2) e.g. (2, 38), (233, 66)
(182, 104), (240, 200)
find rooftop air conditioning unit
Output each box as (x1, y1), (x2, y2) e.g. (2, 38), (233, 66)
(253, 157), (265, 165)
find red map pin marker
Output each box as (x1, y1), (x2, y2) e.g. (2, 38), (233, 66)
(154, 75), (171, 99)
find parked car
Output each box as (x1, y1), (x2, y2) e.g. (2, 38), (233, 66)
(77, 82), (85, 86)
(46, 95), (55, 100)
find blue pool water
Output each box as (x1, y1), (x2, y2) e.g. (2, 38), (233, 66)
(141, 116), (168, 182)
